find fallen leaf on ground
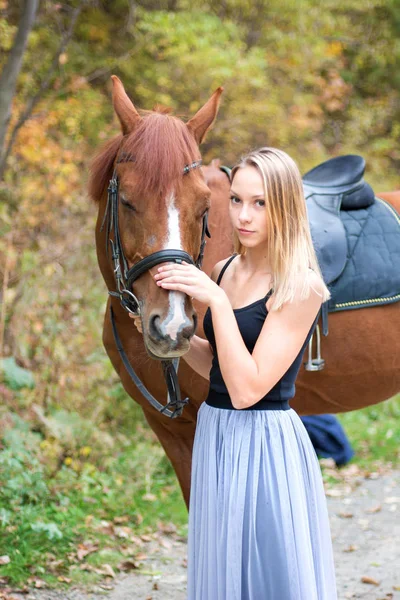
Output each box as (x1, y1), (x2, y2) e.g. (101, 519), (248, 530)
(76, 542), (99, 561)
(325, 488), (343, 497)
(361, 576), (380, 585)
(130, 535), (145, 546)
(95, 564), (115, 578)
(113, 515), (130, 524)
(119, 559), (140, 571)
(135, 553), (148, 561)
(115, 526), (132, 538)
(365, 504), (382, 513)
(338, 511), (354, 518)
(157, 521), (177, 534)
(343, 544), (358, 552)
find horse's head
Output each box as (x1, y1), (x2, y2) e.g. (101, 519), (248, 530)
(89, 76), (223, 359)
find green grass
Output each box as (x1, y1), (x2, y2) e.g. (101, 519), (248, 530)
(337, 394), (400, 468)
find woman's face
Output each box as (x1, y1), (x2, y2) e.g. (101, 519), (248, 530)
(229, 165), (268, 247)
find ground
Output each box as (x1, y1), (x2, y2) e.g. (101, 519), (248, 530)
(4, 469), (400, 600)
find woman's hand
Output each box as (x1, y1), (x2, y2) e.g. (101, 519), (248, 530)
(154, 261), (224, 306)
(128, 312), (143, 333)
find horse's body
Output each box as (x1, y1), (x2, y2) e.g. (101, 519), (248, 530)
(90, 79), (400, 507)
(377, 190), (400, 213)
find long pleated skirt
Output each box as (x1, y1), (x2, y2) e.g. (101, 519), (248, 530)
(187, 402), (337, 600)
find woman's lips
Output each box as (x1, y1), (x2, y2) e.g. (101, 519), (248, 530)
(238, 228), (254, 234)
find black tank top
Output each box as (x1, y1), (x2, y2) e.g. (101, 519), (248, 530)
(203, 254), (318, 410)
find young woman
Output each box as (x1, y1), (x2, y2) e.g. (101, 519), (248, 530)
(133, 147), (337, 599)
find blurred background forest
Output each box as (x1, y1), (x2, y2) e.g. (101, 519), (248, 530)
(0, 0), (399, 588)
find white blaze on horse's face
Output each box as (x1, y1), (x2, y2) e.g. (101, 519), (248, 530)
(161, 191), (192, 342)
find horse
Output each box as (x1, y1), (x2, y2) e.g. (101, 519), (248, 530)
(89, 76), (400, 507)
(377, 190), (400, 213)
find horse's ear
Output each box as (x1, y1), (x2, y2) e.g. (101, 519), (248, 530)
(187, 87), (223, 144)
(111, 75), (141, 135)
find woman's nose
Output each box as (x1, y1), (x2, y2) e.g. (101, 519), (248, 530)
(239, 207), (251, 222)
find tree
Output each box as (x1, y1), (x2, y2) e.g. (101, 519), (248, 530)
(0, 0), (39, 176)
(0, 1), (85, 180)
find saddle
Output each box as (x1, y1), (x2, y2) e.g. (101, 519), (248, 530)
(303, 155), (400, 336)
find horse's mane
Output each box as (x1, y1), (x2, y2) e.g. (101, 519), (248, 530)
(88, 109), (199, 204)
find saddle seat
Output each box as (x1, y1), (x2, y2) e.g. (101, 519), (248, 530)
(302, 155), (400, 335)
(303, 154), (367, 189)
(303, 155), (375, 289)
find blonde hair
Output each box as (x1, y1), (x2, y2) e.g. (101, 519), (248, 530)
(231, 147), (330, 310)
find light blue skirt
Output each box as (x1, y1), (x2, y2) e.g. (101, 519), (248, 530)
(187, 402), (337, 600)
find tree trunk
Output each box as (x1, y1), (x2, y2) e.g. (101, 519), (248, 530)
(0, 0), (39, 167)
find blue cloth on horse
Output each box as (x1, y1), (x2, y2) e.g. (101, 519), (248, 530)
(301, 415), (354, 466)
(187, 255), (337, 600)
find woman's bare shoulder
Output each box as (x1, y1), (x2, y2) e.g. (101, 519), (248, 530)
(210, 256), (235, 283)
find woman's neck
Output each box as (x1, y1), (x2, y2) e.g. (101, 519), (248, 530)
(239, 246), (272, 277)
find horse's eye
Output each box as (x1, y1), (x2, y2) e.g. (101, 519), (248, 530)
(120, 195), (136, 212)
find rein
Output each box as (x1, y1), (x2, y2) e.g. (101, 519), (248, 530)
(101, 158), (210, 418)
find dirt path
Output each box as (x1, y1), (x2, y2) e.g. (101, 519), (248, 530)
(6, 470), (400, 600)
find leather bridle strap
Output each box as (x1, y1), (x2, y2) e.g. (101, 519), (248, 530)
(102, 161), (210, 315)
(110, 306), (189, 418)
(125, 249), (195, 290)
(102, 157), (207, 418)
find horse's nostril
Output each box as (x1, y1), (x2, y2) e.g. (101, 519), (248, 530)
(149, 311), (196, 344)
(149, 314), (162, 340)
(181, 313), (197, 339)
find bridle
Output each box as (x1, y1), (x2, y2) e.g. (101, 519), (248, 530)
(100, 156), (210, 418)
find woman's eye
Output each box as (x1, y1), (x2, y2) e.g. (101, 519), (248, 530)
(230, 196), (240, 204)
(256, 200), (265, 207)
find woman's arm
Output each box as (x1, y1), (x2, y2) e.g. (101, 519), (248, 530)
(209, 271), (324, 409)
(181, 257), (230, 379)
(180, 334), (213, 379)
(152, 258), (323, 405)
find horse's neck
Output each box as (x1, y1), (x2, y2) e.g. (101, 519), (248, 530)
(201, 166), (233, 276)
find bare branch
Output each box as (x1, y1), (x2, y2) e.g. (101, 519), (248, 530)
(0, 2), (86, 180)
(0, 0), (39, 161)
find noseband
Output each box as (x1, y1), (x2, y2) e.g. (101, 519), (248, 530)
(100, 157), (210, 418)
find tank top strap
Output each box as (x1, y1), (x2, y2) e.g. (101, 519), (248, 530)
(216, 253), (238, 286)
(264, 287), (274, 301)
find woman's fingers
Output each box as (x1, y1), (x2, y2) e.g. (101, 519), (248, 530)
(155, 282), (190, 292)
(128, 313), (143, 333)
(156, 276), (196, 286)
(155, 264), (193, 278)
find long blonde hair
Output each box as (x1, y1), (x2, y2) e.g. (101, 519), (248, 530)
(231, 147), (330, 310)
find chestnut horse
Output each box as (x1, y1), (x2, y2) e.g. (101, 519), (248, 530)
(89, 77), (400, 507)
